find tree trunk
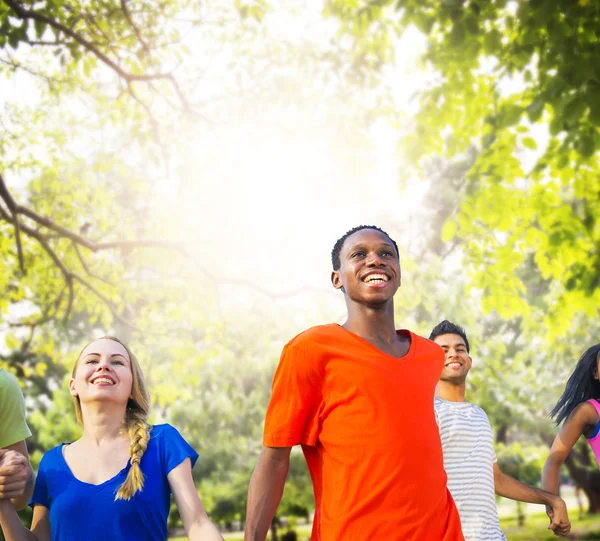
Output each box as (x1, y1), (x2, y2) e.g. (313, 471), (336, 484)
(270, 516), (279, 541)
(564, 453), (600, 513)
(516, 500), (525, 526)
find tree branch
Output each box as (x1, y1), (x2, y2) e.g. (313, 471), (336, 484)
(120, 0), (150, 55)
(72, 242), (115, 287)
(73, 274), (140, 331)
(0, 173), (185, 255)
(3, 0), (193, 111)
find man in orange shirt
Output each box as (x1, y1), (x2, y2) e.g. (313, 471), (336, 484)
(244, 225), (463, 541)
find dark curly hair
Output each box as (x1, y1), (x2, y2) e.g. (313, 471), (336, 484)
(331, 225), (399, 271)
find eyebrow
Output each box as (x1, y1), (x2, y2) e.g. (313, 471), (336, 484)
(440, 343), (466, 348)
(84, 353), (128, 360)
(346, 242), (396, 253)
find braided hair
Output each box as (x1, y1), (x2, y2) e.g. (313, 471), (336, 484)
(72, 336), (151, 500)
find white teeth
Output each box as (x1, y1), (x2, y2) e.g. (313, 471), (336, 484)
(93, 378), (114, 385)
(364, 274), (389, 283)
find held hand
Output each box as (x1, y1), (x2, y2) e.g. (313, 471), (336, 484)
(547, 498), (571, 538)
(0, 448), (29, 501)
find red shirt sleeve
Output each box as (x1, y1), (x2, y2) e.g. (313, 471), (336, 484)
(263, 342), (323, 447)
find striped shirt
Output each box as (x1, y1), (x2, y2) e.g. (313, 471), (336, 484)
(435, 397), (506, 541)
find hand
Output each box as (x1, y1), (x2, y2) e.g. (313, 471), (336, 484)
(0, 448), (29, 501)
(547, 497), (571, 538)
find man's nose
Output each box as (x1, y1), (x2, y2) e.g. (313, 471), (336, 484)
(366, 252), (383, 266)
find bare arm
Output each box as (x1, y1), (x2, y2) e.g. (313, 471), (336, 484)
(3, 442), (35, 511)
(244, 446), (291, 541)
(168, 458), (223, 541)
(494, 464), (570, 537)
(0, 501), (51, 541)
(0, 447), (34, 511)
(542, 403), (594, 496)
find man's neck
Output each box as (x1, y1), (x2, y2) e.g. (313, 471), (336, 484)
(343, 300), (397, 342)
(436, 380), (466, 402)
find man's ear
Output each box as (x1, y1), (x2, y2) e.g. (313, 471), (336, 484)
(331, 270), (344, 291)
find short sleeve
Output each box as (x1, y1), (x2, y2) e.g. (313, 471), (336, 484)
(263, 343), (323, 448)
(159, 425), (199, 475)
(0, 370), (31, 448)
(30, 451), (52, 509)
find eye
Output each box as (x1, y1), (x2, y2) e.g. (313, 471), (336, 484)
(111, 359), (124, 366)
(382, 250), (394, 257)
(351, 251), (365, 258)
(85, 358), (98, 364)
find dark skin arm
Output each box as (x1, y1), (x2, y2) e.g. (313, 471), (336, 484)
(244, 446), (291, 541)
(494, 464), (570, 537)
(542, 402), (597, 497)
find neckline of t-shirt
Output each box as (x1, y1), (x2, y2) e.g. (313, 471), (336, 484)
(58, 442), (131, 487)
(332, 324), (416, 363)
(435, 396), (475, 408)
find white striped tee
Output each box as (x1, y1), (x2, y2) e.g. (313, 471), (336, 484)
(435, 397), (506, 541)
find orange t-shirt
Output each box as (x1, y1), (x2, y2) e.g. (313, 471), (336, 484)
(264, 324), (463, 541)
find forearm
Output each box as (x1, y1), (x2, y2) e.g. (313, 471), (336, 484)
(495, 472), (556, 505)
(10, 466), (35, 511)
(0, 500), (38, 541)
(244, 450), (289, 541)
(541, 457), (561, 496)
(188, 516), (224, 541)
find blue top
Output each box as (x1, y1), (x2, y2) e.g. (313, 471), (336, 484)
(31, 424), (198, 541)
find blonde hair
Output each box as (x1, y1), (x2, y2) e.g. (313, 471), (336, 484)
(72, 336), (151, 500)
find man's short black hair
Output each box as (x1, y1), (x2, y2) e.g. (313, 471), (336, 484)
(331, 225), (399, 270)
(429, 320), (470, 353)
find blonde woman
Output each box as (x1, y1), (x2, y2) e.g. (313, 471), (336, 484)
(0, 336), (223, 541)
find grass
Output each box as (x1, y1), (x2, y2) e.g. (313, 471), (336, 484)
(172, 514), (600, 540)
(170, 487), (600, 540)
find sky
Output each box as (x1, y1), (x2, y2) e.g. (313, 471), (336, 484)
(1, 1), (442, 335)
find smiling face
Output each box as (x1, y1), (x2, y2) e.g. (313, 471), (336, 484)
(331, 228), (400, 306)
(70, 338), (134, 407)
(433, 333), (473, 385)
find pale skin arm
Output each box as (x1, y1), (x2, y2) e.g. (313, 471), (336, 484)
(244, 446), (291, 541)
(494, 463), (570, 537)
(0, 501), (51, 541)
(168, 458), (224, 541)
(0, 442), (35, 510)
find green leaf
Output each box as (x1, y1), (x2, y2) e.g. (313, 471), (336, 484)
(483, 29), (502, 55)
(562, 97), (586, 127)
(522, 137), (537, 149)
(34, 19), (47, 39)
(441, 219), (458, 242)
(526, 99), (544, 122)
(576, 133), (597, 158)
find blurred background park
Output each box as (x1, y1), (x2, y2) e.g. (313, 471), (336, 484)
(1, 0), (600, 539)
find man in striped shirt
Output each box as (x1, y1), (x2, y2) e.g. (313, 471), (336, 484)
(430, 320), (570, 540)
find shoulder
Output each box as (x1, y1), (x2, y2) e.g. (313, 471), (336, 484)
(470, 403), (490, 417)
(0, 369), (23, 397)
(149, 423), (181, 440)
(569, 401), (599, 425)
(38, 445), (66, 470)
(285, 324), (341, 350)
(410, 333), (442, 351)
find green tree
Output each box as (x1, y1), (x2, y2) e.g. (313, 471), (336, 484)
(329, 0), (600, 337)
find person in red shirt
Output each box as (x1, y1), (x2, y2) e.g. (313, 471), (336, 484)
(244, 225), (463, 541)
